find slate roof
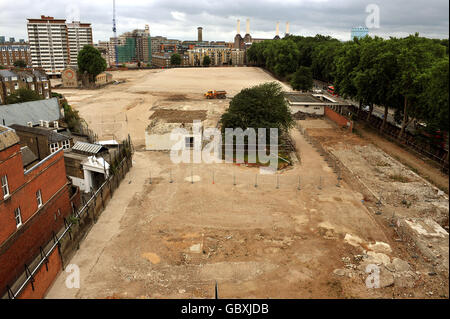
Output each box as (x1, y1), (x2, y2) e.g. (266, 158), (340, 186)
(0, 69), (17, 80)
(20, 146), (38, 167)
(9, 124), (70, 143)
(0, 98), (61, 126)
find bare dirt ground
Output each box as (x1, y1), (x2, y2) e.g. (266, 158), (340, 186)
(354, 122), (449, 195)
(54, 67), (290, 148)
(46, 68), (448, 299)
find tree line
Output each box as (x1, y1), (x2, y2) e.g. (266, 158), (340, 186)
(247, 34), (449, 138)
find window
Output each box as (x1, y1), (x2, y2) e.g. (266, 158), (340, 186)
(185, 137), (194, 149)
(36, 189), (43, 208)
(1, 175), (10, 198)
(62, 140), (70, 150)
(14, 83), (19, 90)
(14, 207), (22, 228)
(50, 142), (59, 153)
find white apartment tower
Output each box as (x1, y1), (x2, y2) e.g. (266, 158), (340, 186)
(27, 16), (93, 75)
(67, 21), (93, 68)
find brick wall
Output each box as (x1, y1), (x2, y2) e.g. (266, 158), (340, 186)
(13, 130), (50, 160)
(0, 150), (72, 295)
(17, 248), (62, 299)
(324, 107), (353, 131)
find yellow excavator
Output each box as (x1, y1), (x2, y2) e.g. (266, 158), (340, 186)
(204, 90), (227, 99)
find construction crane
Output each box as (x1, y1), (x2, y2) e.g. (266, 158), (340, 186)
(112, 0), (118, 67)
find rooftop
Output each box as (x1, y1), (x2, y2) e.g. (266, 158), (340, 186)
(9, 124), (70, 143)
(0, 125), (20, 151)
(147, 109), (209, 135)
(149, 109), (207, 123)
(284, 93), (341, 105)
(0, 98), (61, 127)
(72, 142), (107, 155)
(20, 146), (38, 167)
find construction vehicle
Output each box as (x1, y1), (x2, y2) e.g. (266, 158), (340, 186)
(204, 90), (227, 99)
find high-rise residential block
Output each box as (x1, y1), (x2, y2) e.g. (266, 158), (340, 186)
(27, 16), (93, 76)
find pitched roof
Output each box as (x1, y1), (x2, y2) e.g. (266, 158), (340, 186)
(0, 98), (61, 126)
(0, 125), (20, 151)
(0, 69), (17, 80)
(9, 124), (70, 143)
(20, 146), (38, 167)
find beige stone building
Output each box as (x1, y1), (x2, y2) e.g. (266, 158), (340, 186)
(61, 66), (80, 88)
(61, 66), (112, 88)
(186, 46), (246, 66)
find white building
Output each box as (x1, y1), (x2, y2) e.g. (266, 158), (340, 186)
(27, 16), (93, 75)
(284, 93), (341, 116)
(145, 109), (208, 151)
(67, 21), (93, 68)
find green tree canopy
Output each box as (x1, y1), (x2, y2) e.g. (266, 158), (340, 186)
(220, 82), (293, 134)
(419, 57), (449, 132)
(290, 66), (313, 91)
(247, 33), (449, 135)
(77, 45), (107, 83)
(13, 60), (27, 68)
(5, 88), (43, 104)
(170, 53), (182, 66)
(203, 55), (211, 66)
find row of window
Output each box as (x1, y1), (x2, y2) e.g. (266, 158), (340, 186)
(50, 140), (70, 153)
(2, 175), (44, 228)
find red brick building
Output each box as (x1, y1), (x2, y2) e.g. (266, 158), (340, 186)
(0, 42), (31, 68)
(0, 125), (77, 296)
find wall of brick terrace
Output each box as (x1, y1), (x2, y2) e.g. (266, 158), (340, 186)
(0, 150), (73, 296)
(6, 155), (132, 299)
(324, 106), (353, 131)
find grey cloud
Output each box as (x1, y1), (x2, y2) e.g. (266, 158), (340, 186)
(0, 0), (447, 42)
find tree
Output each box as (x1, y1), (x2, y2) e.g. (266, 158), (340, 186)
(77, 45), (107, 83)
(334, 40), (362, 112)
(13, 60), (27, 68)
(170, 53), (182, 66)
(203, 55), (211, 67)
(393, 34), (446, 138)
(220, 82), (294, 134)
(420, 57), (449, 132)
(290, 66), (313, 91)
(5, 88), (43, 104)
(311, 39), (342, 82)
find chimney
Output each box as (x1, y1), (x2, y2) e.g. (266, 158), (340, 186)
(237, 19), (241, 35)
(286, 22), (290, 35)
(246, 19), (250, 35)
(276, 21), (280, 36)
(197, 27), (203, 42)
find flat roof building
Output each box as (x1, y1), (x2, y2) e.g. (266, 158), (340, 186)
(27, 16), (93, 75)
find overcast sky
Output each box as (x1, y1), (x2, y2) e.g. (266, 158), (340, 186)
(0, 0), (448, 43)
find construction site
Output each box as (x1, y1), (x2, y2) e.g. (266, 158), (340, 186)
(46, 67), (448, 299)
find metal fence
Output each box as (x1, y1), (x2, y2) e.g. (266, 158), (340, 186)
(347, 106), (449, 174)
